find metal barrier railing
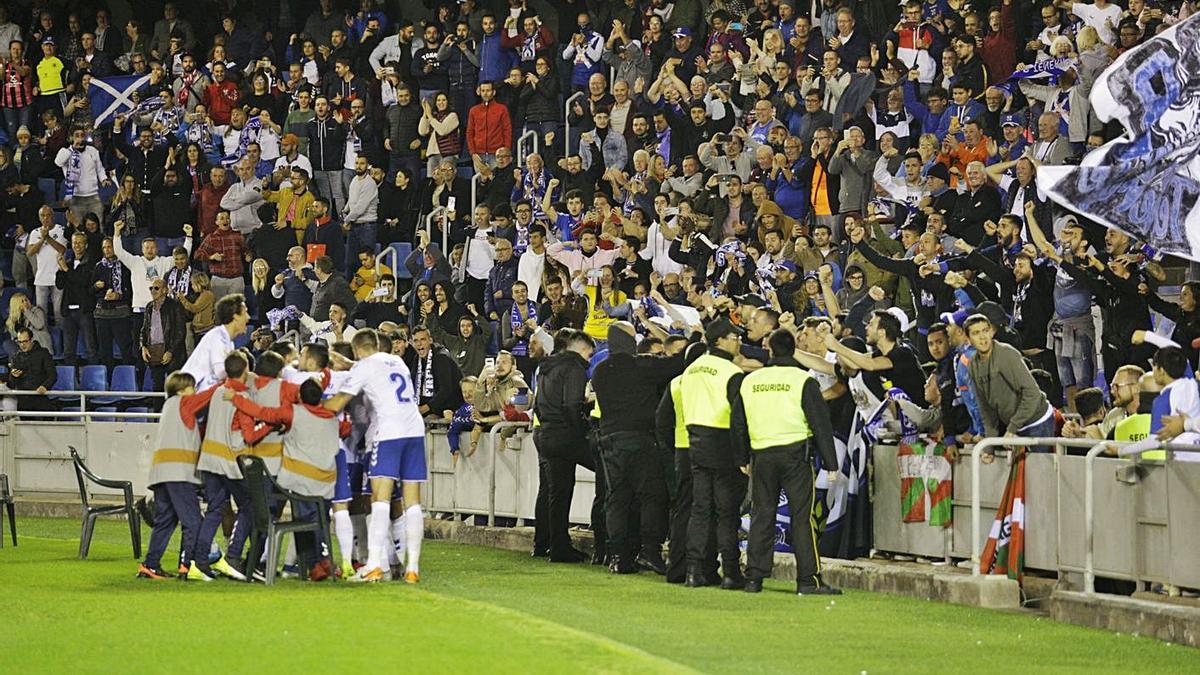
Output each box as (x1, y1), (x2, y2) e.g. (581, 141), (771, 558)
(563, 91), (585, 156)
(425, 206), (448, 255)
(470, 172), (482, 226)
(486, 421), (532, 526)
(0, 388), (165, 410)
(516, 129), (537, 168)
(376, 243), (399, 284)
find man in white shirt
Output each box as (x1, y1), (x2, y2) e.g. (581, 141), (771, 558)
(1061, 0), (1123, 45)
(25, 207), (68, 321)
(517, 224), (547, 301)
(462, 204), (497, 309)
(342, 156), (379, 273)
(640, 197), (684, 278)
(113, 220), (194, 325)
(271, 133), (313, 189)
(55, 128), (112, 224)
(219, 159), (266, 235)
(181, 293), (249, 390)
(324, 329), (428, 584)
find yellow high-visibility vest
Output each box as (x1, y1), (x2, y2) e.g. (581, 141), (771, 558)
(1115, 413), (1162, 460)
(739, 365), (814, 450)
(678, 354), (741, 430)
(669, 376), (688, 449)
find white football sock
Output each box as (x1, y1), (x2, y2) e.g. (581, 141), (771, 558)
(351, 513), (368, 561)
(284, 538), (297, 566)
(333, 510), (354, 566)
(405, 505), (423, 573)
(391, 515), (407, 567)
(366, 501), (390, 571)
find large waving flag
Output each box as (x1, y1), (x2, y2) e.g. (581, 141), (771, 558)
(1037, 14), (1200, 261)
(87, 74), (151, 126)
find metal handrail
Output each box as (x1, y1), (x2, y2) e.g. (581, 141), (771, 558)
(424, 206), (448, 255)
(0, 389), (165, 398)
(1082, 439), (1199, 593)
(376, 244), (398, 284)
(470, 172), (482, 225)
(0, 410), (162, 420)
(516, 129), (537, 168)
(486, 421), (532, 527)
(968, 437), (1098, 576)
(563, 91), (585, 155)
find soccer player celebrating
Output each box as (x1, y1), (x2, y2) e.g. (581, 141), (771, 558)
(324, 329), (427, 583)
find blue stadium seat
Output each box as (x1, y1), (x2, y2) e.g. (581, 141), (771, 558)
(80, 365), (107, 392)
(49, 365), (77, 402)
(110, 365), (138, 394)
(37, 178), (56, 205)
(126, 406), (151, 423)
(94, 406), (118, 422)
(390, 242), (413, 279)
(486, 321), (500, 356)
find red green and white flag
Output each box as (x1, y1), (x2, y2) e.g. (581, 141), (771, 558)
(897, 441), (953, 527)
(979, 452), (1026, 583)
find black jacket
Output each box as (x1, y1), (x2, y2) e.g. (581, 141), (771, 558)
(730, 356), (837, 468)
(55, 255), (97, 313)
(404, 347), (464, 414)
(533, 350), (590, 437)
(593, 351), (684, 436)
(139, 297), (188, 364)
(149, 172), (194, 239)
(11, 345), (56, 390)
(385, 102), (422, 159)
(310, 274), (357, 321)
(306, 115), (348, 171)
(517, 76), (559, 123)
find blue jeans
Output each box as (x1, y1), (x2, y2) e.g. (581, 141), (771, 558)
(1019, 409), (1059, 453)
(2, 106), (32, 140)
(345, 221), (377, 274)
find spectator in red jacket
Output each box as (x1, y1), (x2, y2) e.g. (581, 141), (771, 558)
(981, 0), (1018, 83)
(201, 62), (241, 126)
(467, 81), (512, 170)
(197, 165), (230, 237)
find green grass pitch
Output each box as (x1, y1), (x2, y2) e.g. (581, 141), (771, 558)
(1, 517), (1197, 673)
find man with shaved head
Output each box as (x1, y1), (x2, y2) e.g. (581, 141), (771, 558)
(591, 321), (686, 575)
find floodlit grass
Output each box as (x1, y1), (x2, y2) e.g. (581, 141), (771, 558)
(1, 517), (1197, 673)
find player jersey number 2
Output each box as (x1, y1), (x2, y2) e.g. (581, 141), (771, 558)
(390, 371), (412, 403)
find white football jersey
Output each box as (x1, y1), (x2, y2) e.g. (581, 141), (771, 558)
(340, 352), (425, 441)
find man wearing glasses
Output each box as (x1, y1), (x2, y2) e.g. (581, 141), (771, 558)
(139, 280), (188, 396)
(9, 328), (57, 412)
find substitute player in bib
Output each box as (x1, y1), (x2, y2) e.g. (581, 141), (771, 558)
(324, 329), (427, 583)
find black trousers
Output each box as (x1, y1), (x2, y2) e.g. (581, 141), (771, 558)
(687, 461), (746, 580)
(667, 448), (717, 582)
(746, 447), (821, 586)
(588, 424), (608, 554)
(602, 430), (668, 562)
(533, 456), (550, 552)
(532, 427), (595, 556)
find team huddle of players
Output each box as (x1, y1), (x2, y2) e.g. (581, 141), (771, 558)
(137, 323), (426, 584)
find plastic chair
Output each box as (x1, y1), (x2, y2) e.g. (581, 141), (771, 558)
(94, 406), (118, 422)
(237, 455), (332, 585)
(125, 406), (150, 423)
(390, 242), (413, 279)
(0, 474), (16, 547)
(49, 365), (77, 403)
(80, 365), (108, 392)
(69, 446), (140, 559)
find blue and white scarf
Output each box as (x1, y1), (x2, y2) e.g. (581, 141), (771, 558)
(510, 299), (538, 356)
(220, 116), (263, 168)
(98, 257), (123, 296)
(63, 146), (83, 199)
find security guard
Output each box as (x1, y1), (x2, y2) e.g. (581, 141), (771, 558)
(677, 318), (748, 589)
(732, 328), (842, 595)
(656, 341), (717, 584)
(592, 322), (684, 574)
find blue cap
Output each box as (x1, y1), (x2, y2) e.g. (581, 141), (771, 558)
(1001, 113), (1021, 128)
(777, 260), (798, 274)
(672, 26), (693, 38)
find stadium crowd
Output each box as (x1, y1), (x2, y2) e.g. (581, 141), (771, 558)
(2, 0), (1199, 588)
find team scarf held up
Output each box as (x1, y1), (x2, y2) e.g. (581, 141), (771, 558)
(97, 257), (123, 296)
(63, 145), (83, 199)
(221, 116), (264, 169)
(509, 300), (538, 356)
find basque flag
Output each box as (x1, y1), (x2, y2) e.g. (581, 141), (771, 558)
(87, 74), (151, 126)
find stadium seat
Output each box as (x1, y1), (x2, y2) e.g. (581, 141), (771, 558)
(94, 407), (118, 422)
(49, 365), (77, 403)
(390, 242), (413, 279)
(69, 446), (140, 560)
(0, 473), (15, 547)
(237, 455), (332, 585)
(125, 406), (151, 423)
(110, 365), (137, 393)
(37, 178), (56, 205)
(80, 365), (108, 392)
